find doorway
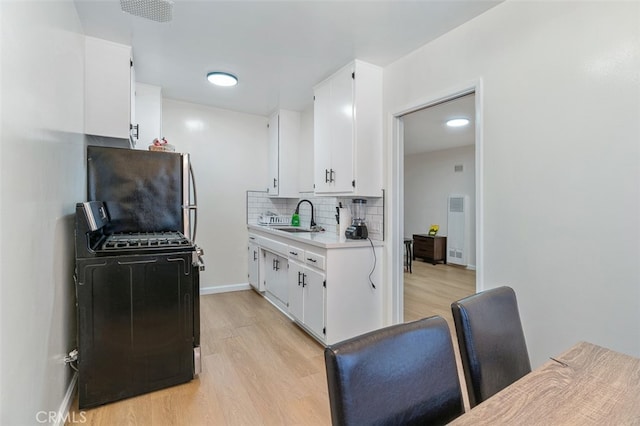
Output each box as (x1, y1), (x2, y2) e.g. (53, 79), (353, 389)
(402, 93), (476, 322)
(390, 84), (483, 324)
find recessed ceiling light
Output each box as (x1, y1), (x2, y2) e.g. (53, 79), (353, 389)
(207, 72), (238, 87)
(446, 118), (470, 127)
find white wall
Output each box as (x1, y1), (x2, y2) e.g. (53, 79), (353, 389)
(385, 1), (640, 366)
(162, 99), (268, 288)
(0, 1), (86, 424)
(404, 145), (476, 267)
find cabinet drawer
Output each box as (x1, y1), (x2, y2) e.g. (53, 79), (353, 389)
(304, 252), (325, 270)
(260, 237), (289, 257)
(288, 245), (304, 261)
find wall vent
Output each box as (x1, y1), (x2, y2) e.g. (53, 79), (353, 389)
(120, 0), (174, 23)
(447, 195), (470, 266)
(454, 164), (464, 173)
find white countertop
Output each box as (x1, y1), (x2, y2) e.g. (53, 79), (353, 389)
(247, 224), (384, 249)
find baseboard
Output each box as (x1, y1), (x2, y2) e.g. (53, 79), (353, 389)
(55, 372), (78, 426)
(466, 264), (476, 271)
(200, 283), (251, 295)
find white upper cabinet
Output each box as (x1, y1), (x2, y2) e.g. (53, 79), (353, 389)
(267, 109), (300, 198)
(313, 60), (383, 196)
(85, 37), (137, 142)
(134, 83), (162, 150)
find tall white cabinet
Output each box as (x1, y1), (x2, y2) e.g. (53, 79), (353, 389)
(313, 60), (383, 196)
(267, 110), (300, 198)
(85, 37), (137, 142)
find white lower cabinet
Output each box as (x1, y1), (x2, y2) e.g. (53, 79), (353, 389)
(248, 230), (382, 345)
(288, 260), (325, 340)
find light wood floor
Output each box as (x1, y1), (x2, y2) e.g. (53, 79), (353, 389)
(68, 262), (475, 425)
(404, 260), (476, 328)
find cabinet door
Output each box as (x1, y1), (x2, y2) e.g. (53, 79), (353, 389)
(303, 267), (325, 339)
(328, 65), (355, 193)
(287, 261), (304, 322)
(263, 251), (276, 296)
(313, 65), (354, 194)
(264, 251), (288, 304)
(313, 81), (332, 193)
(130, 60), (137, 144)
(135, 83), (162, 150)
(85, 37), (134, 140)
(267, 112), (279, 195)
(248, 243), (260, 291)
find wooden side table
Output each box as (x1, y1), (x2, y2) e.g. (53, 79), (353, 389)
(413, 234), (447, 265)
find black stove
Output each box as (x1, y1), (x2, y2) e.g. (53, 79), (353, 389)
(74, 200), (202, 409)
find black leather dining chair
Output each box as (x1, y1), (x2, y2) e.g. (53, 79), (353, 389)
(324, 316), (464, 426)
(451, 286), (531, 408)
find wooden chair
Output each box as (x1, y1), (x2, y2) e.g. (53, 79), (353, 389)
(451, 286), (531, 407)
(324, 316), (464, 426)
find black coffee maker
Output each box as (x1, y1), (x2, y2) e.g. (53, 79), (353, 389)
(345, 199), (368, 239)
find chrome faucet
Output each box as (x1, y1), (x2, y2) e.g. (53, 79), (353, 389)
(295, 199), (316, 227)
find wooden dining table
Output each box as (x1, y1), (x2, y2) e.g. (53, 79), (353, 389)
(449, 341), (640, 425)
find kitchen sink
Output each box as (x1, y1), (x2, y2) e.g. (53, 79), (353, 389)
(272, 226), (314, 233)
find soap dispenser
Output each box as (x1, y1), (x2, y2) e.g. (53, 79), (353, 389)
(291, 212), (300, 227)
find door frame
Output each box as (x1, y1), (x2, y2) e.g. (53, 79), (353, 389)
(388, 79), (484, 324)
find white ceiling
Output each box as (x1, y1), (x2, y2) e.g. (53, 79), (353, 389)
(74, 0), (501, 117)
(403, 93), (475, 156)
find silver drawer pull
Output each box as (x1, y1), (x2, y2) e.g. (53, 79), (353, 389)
(307, 258), (317, 263)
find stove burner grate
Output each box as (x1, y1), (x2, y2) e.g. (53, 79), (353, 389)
(101, 231), (192, 251)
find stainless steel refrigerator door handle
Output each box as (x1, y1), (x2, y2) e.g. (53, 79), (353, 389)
(183, 155), (198, 243)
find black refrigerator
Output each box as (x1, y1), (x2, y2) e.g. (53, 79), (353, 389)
(74, 146), (203, 409)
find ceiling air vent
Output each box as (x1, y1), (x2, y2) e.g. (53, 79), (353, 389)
(120, 0), (174, 23)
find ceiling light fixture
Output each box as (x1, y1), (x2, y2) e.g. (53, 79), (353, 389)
(207, 72), (238, 87)
(446, 118), (470, 127)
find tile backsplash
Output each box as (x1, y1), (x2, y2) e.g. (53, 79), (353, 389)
(246, 191), (384, 240)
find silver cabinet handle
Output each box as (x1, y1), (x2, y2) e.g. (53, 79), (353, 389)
(130, 123), (139, 139)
